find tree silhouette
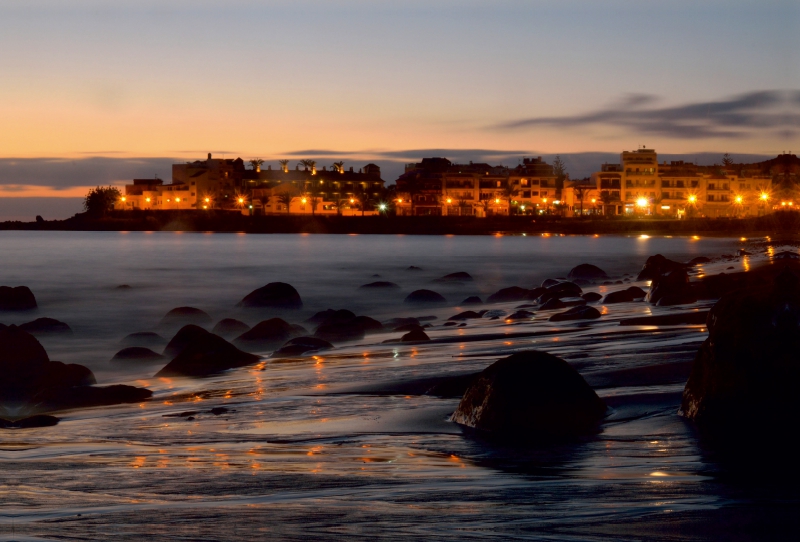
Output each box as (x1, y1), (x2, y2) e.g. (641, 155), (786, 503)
(84, 186), (121, 216)
(279, 160), (290, 173)
(553, 155), (567, 198)
(332, 161), (345, 174)
(499, 180), (517, 216)
(277, 192), (293, 214)
(573, 181), (591, 217)
(722, 153), (734, 167)
(249, 158), (264, 171)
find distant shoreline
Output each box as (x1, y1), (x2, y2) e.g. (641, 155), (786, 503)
(1, 210), (798, 236)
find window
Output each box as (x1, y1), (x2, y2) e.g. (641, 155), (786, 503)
(531, 180), (540, 186)
(522, 190), (531, 198)
(708, 194), (715, 202)
(521, 179), (529, 187)
(708, 183), (716, 190)
(531, 191), (539, 197)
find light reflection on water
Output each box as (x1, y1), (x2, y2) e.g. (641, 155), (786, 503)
(0, 232), (794, 539)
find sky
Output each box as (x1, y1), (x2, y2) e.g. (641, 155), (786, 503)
(0, 0), (798, 219)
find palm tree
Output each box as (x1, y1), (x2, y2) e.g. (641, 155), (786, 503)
(249, 158), (264, 172)
(499, 180), (517, 216)
(572, 181), (591, 217)
(277, 192), (293, 214)
(457, 196), (470, 216)
(305, 180), (321, 216)
(553, 155), (567, 198)
(279, 160), (290, 173)
(332, 161), (345, 174)
(298, 159), (317, 175)
(479, 198), (491, 218)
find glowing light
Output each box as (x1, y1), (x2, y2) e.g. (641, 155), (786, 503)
(175, 197), (180, 202)
(202, 205), (207, 209)
(554, 200), (561, 205)
(591, 198), (596, 203)
(204, 197), (210, 203)
(735, 195), (743, 204)
(120, 196), (126, 202)
(301, 198), (307, 204)
(446, 198), (452, 204)
(350, 198), (355, 204)
(238, 197), (245, 204)
(397, 198), (403, 203)
(520, 205), (526, 211)
(688, 195), (697, 204)
(636, 197), (649, 207)
(379, 203), (387, 211)
(760, 192), (769, 201)
(145, 197), (151, 202)
(495, 198), (500, 204)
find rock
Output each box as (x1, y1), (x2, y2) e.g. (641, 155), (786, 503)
(111, 347), (165, 363)
(567, 264), (608, 281)
(443, 322), (457, 327)
(0, 286), (37, 311)
(157, 326), (259, 377)
(602, 286), (646, 304)
(0, 325), (151, 412)
(560, 297), (587, 307)
(234, 318), (306, 348)
(272, 336), (333, 357)
(448, 311), (483, 321)
(160, 307), (212, 326)
(404, 289), (446, 304)
(211, 318), (251, 337)
(19, 318), (72, 335)
(451, 351), (607, 437)
(581, 292), (603, 302)
(314, 314), (383, 342)
(121, 332), (166, 347)
(487, 286), (531, 303)
(385, 317), (420, 328)
(541, 278), (560, 288)
(539, 298), (566, 310)
(461, 296), (483, 305)
(306, 309), (356, 325)
(626, 286), (647, 298)
(774, 251), (799, 260)
(401, 329), (430, 342)
(406, 266), (423, 271)
(549, 306), (601, 322)
(536, 282), (582, 304)
(620, 311), (708, 326)
(417, 315), (437, 321)
(687, 256), (711, 265)
(434, 272), (473, 282)
(515, 304), (537, 309)
(359, 281), (400, 289)
(637, 254), (687, 281)
(164, 325), (214, 357)
(394, 323), (425, 333)
(116, 284), (132, 289)
(239, 282), (303, 309)
(0, 415), (60, 429)
(507, 310), (534, 320)
(680, 266), (800, 430)
(646, 269), (697, 306)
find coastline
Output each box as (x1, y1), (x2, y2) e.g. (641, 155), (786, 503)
(2, 210), (799, 235)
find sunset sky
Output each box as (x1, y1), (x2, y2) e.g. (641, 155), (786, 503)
(0, 0), (797, 213)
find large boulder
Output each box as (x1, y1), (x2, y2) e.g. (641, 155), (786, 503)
(314, 315), (383, 343)
(602, 286), (646, 304)
(637, 254), (687, 281)
(19, 318), (72, 336)
(581, 292), (603, 303)
(0, 286), (37, 311)
(461, 296), (483, 305)
(111, 347), (165, 363)
(536, 282), (582, 304)
(163, 325), (212, 357)
(272, 337), (333, 357)
(234, 318), (306, 349)
(157, 326), (259, 377)
(306, 309), (355, 325)
(646, 269), (697, 306)
(160, 307), (212, 326)
(239, 282), (303, 309)
(567, 264), (608, 281)
(549, 306), (601, 322)
(404, 289), (446, 304)
(680, 266), (800, 430)
(401, 329), (430, 342)
(211, 318), (251, 337)
(451, 351), (606, 437)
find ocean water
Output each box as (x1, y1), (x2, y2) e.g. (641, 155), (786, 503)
(1, 232), (796, 540)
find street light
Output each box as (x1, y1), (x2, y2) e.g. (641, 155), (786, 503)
(735, 195), (743, 204)
(687, 195), (697, 204)
(636, 197), (649, 208)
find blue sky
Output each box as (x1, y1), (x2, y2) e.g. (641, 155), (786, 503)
(0, 0), (797, 216)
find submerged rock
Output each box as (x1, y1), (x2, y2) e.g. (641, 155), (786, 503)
(637, 254), (687, 281)
(506, 310), (534, 320)
(581, 292), (603, 303)
(646, 269), (697, 306)
(359, 281), (400, 289)
(314, 313), (383, 343)
(239, 282), (303, 309)
(160, 307), (212, 326)
(19, 318), (72, 335)
(211, 318), (251, 337)
(680, 266), (800, 430)
(567, 264), (608, 281)
(549, 306), (601, 322)
(687, 256), (711, 265)
(0, 415), (60, 429)
(306, 309), (355, 326)
(451, 351), (606, 438)
(536, 282), (582, 304)
(234, 318), (306, 348)
(0, 286), (37, 311)
(157, 326), (259, 377)
(448, 311), (483, 321)
(620, 311), (708, 326)
(272, 336), (333, 357)
(539, 298), (566, 310)
(111, 347), (165, 363)
(404, 289), (446, 304)
(541, 278), (561, 288)
(401, 329), (430, 342)
(487, 286), (531, 303)
(602, 286), (646, 304)
(461, 296), (483, 305)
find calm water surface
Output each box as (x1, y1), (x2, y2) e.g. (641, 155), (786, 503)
(1, 232), (794, 540)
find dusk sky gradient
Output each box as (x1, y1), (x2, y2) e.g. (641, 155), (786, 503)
(0, 0), (797, 211)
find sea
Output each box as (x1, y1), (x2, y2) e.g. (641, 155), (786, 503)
(1, 231), (796, 540)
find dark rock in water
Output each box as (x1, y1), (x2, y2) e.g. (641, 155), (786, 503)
(507, 310), (534, 320)
(351, 315), (383, 333)
(451, 351), (606, 437)
(680, 266), (800, 430)
(448, 310), (483, 321)
(560, 297), (587, 307)
(211, 318), (251, 337)
(567, 264), (608, 281)
(458, 323), (467, 327)
(406, 266), (423, 271)
(539, 298), (566, 310)
(0, 286), (37, 311)
(637, 254), (687, 281)
(536, 282), (582, 304)
(487, 286), (530, 303)
(306, 309), (355, 326)
(687, 256), (711, 265)
(235, 318), (306, 348)
(581, 292), (603, 302)
(164, 325), (214, 358)
(210, 407), (229, 415)
(121, 332), (166, 347)
(541, 278), (560, 288)
(394, 323), (426, 333)
(239, 282), (303, 309)
(0, 325), (151, 412)
(19, 318), (72, 335)
(626, 286), (647, 298)
(386, 317), (420, 329)
(160, 307), (212, 326)
(461, 296), (483, 305)
(603, 286), (646, 304)
(738, 249), (752, 256)
(646, 269), (697, 306)
(434, 272), (473, 282)
(0, 415), (60, 429)
(401, 329), (430, 342)
(404, 289), (446, 304)
(549, 305), (601, 322)
(157, 326), (259, 377)
(417, 315), (437, 321)
(620, 311), (708, 326)
(116, 284), (132, 289)
(443, 322), (457, 327)
(359, 281), (400, 289)
(726, 266), (734, 270)
(314, 314), (383, 343)
(272, 336), (333, 357)
(774, 250), (800, 260)
(111, 347), (164, 363)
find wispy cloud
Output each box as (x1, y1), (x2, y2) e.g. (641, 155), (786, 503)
(494, 90), (800, 139)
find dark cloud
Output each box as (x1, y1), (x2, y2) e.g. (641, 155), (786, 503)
(0, 157), (175, 189)
(495, 91), (800, 139)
